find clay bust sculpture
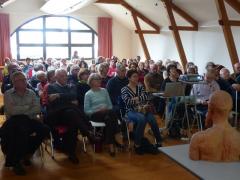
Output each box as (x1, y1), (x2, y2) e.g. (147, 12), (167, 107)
(189, 90), (240, 161)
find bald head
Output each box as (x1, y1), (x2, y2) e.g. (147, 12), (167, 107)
(208, 90), (232, 121)
(234, 62), (240, 74)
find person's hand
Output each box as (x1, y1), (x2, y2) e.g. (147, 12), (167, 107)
(132, 97), (139, 103)
(232, 84), (240, 91)
(202, 100), (208, 106)
(98, 106), (108, 112)
(71, 100), (78, 105)
(48, 94), (59, 102)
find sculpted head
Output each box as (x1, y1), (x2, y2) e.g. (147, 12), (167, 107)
(207, 90), (232, 124)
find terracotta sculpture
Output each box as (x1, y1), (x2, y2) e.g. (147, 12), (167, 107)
(189, 90), (240, 161)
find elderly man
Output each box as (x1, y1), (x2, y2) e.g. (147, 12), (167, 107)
(191, 70), (220, 116)
(106, 63), (128, 109)
(1, 71), (49, 175)
(47, 69), (95, 164)
(189, 90), (240, 161)
(231, 62), (240, 80)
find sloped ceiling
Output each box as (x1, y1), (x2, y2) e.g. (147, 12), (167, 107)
(96, 0), (240, 30)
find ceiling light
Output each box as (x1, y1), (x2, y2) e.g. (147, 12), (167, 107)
(40, 0), (96, 15)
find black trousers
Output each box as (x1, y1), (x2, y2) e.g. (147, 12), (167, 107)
(47, 106), (92, 155)
(91, 110), (120, 144)
(1, 115), (50, 166)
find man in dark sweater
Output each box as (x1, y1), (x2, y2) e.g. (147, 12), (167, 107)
(47, 69), (94, 164)
(106, 63), (128, 116)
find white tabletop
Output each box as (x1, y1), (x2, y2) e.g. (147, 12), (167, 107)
(159, 144), (240, 180)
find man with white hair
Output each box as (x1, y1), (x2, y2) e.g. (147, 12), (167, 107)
(106, 63), (128, 113)
(47, 69), (96, 164)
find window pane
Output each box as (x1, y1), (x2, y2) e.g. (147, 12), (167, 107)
(72, 47), (92, 59)
(19, 31), (43, 44)
(70, 18), (90, 30)
(71, 32), (92, 44)
(19, 47), (43, 59)
(46, 17), (68, 29)
(46, 47), (68, 59)
(94, 34), (98, 58)
(11, 33), (17, 59)
(21, 18), (43, 29)
(46, 32), (68, 44)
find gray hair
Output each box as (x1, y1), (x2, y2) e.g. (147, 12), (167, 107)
(98, 62), (109, 73)
(87, 73), (101, 86)
(55, 68), (67, 77)
(36, 71), (46, 80)
(11, 71), (26, 82)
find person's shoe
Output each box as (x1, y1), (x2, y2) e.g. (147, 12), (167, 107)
(144, 145), (160, 155)
(68, 154), (79, 164)
(134, 145), (145, 155)
(154, 143), (162, 149)
(13, 163), (26, 176)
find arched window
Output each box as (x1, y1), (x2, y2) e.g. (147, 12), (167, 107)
(11, 15), (98, 60)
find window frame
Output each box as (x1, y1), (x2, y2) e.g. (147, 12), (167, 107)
(11, 15), (97, 61)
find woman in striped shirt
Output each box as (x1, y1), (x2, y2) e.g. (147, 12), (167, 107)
(121, 70), (162, 155)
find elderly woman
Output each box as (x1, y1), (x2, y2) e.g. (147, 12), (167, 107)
(84, 73), (123, 156)
(121, 70), (162, 155)
(67, 65), (80, 85)
(98, 62), (112, 88)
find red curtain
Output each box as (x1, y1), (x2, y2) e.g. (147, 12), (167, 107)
(0, 13), (11, 66)
(98, 17), (112, 58)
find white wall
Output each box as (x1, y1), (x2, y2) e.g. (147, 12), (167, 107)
(0, 0), (132, 60)
(132, 27), (240, 74)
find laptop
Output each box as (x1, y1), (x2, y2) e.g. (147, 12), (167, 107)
(163, 82), (186, 97)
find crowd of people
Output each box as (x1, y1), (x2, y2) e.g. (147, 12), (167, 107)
(0, 54), (240, 175)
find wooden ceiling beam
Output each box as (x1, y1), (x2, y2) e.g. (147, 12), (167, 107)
(219, 20), (240, 26)
(96, 0), (121, 4)
(215, 0), (239, 70)
(169, 26), (198, 31)
(132, 12), (151, 60)
(225, 0), (240, 14)
(96, 0), (160, 34)
(162, 0), (188, 70)
(135, 30), (160, 34)
(171, 2), (198, 28)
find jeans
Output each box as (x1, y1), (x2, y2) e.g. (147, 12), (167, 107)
(127, 111), (162, 146)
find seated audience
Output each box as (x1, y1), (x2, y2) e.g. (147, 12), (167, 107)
(76, 68), (91, 112)
(84, 73), (123, 156)
(1, 71), (49, 175)
(22, 58), (33, 75)
(106, 63), (128, 116)
(47, 69), (95, 164)
(36, 71), (47, 97)
(191, 70), (220, 126)
(161, 64), (179, 91)
(107, 59), (117, 77)
(189, 90), (240, 161)
(29, 63), (45, 88)
(98, 62), (111, 88)
(121, 70), (162, 155)
(67, 65), (80, 85)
